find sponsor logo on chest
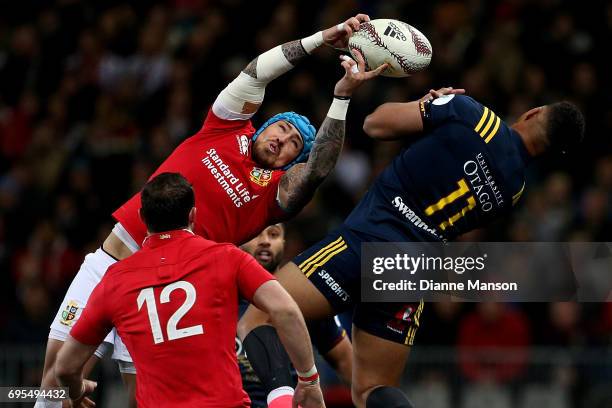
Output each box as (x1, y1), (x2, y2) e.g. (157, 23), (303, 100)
(201, 148), (272, 208)
(392, 196), (442, 239)
(463, 152), (504, 212)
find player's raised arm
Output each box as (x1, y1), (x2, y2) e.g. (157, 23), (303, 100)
(212, 14), (371, 121)
(363, 87), (465, 140)
(251, 280), (325, 408)
(277, 50), (388, 213)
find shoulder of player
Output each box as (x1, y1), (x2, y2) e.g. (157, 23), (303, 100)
(181, 237), (245, 259)
(442, 94), (480, 113)
(446, 95), (507, 131)
(107, 235), (223, 270)
(200, 108), (257, 136)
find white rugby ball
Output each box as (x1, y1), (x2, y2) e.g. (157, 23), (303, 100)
(348, 19), (432, 77)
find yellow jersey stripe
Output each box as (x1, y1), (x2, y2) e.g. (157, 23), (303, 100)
(474, 107), (490, 132)
(414, 300), (424, 327)
(300, 241), (346, 273)
(484, 116), (501, 143)
(439, 196), (477, 231)
(409, 326), (417, 345)
(404, 326), (414, 345)
(424, 179), (470, 216)
(298, 236), (343, 269)
(512, 182), (525, 206)
(300, 239), (345, 274)
(479, 111), (497, 138)
(304, 245), (348, 277)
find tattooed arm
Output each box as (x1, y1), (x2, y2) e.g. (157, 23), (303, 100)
(277, 51), (388, 212)
(212, 14), (371, 121)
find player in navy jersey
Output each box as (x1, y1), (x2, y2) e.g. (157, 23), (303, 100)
(240, 87), (585, 407)
(237, 224), (352, 407)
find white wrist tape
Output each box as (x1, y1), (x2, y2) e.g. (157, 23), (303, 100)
(327, 97), (350, 120)
(301, 31), (324, 54)
(296, 365), (318, 379)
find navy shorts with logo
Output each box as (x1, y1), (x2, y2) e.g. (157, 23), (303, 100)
(293, 226), (424, 346)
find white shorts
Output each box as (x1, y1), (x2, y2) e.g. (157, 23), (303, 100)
(49, 247), (132, 362)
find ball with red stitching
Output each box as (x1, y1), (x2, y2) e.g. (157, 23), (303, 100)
(348, 19), (432, 78)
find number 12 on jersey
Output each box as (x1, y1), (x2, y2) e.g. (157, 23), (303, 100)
(137, 281), (204, 344)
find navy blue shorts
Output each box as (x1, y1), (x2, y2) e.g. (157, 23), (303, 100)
(293, 227), (424, 346)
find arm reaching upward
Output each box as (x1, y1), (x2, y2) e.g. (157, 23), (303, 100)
(213, 14), (372, 121)
(277, 50), (388, 213)
(363, 87), (466, 140)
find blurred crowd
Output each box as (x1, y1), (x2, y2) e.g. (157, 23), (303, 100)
(0, 0), (611, 398)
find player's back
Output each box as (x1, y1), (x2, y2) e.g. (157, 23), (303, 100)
(346, 94), (530, 242)
(104, 230), (251, 407)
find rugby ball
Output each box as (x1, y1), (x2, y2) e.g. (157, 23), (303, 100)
(348, 19), (432, 77)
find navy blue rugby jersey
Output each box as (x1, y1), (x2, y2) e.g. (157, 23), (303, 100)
(345, 94), (530, 242)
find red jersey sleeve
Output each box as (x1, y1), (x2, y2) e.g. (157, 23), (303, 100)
(257, 173), (291, 224)
(200, 108), (256, 136)
(233, 249), (276, 302)
(70, 273), (114, 346)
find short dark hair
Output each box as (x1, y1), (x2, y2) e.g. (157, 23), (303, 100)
(545, 101), (585, 153)
(141, 172), (194, 233)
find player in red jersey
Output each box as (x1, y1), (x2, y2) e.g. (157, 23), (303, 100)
(55, 173), (324, 408)
(39, 12), (386, 408)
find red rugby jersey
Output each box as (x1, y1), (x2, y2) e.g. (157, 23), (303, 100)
(112, 110), (287, 246)
(71, 230), (275, 407)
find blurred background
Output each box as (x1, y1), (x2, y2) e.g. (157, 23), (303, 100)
(0, 0), (610, 407)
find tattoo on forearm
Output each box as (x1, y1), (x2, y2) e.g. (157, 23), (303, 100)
(243, 57), (258, 78)
(280, 117), (345, 213)
(307, 117), (345, 177)
(281, 40), (308, 65)
(279, 165), (310, 213)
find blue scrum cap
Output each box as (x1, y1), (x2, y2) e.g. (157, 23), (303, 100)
(252, 112), (316, 170)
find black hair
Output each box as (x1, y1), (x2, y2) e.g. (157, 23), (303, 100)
(140, 172), (195, 233)
(546, 101), (585, 153)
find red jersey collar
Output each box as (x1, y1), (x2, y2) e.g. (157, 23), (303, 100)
(142, 229), (195, 248)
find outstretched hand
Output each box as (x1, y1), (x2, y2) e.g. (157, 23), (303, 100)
(70, 379), (97, 408)
(322, 14), (370, 50)
(293, 381), (326, 408)
(334, 49), (388, 97)
(420, 87), (466, 102)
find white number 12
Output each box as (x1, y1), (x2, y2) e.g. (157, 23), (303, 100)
(137, 281), (204, 344)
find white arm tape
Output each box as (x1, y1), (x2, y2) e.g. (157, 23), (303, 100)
(256, 44), (294, 82)
(327, 97), (350, 120)
(212, 72), (265, 120)
(296, 365), (318, 378)
(301, 31), (324, 54)
(213, 44), (295, 120)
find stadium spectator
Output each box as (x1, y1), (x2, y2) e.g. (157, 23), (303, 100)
(458, 303), (531, 383)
